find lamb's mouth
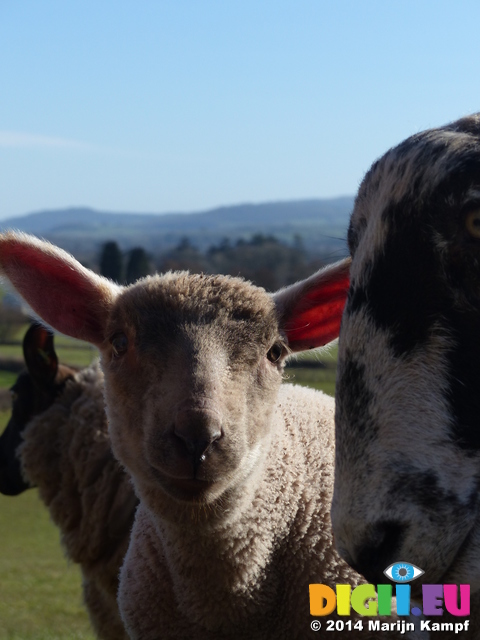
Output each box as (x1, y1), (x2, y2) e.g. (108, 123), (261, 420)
(150, 465), (222, 501)
(170, 476), (213, 492)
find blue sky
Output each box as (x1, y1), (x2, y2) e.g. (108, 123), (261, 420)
(1, 0), (480, 219)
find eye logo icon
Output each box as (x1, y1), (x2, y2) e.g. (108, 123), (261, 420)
(383, 562), (424, 583)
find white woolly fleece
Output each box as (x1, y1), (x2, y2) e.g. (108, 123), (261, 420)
(118, 383), (384, 640)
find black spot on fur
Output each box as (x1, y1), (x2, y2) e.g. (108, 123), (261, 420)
(351, 185), (480, 448)
(347, 224), (358, 255)
(390, 466), (475, 517)
(347, 216), (368, 256)
(347, 124), (480, 450)
(346, 284), (368, 315)
(335, 355), (375, 438)
(348, 198), (446, 357)
(444, 307), (480, 451)
(394, 469), (444, 511)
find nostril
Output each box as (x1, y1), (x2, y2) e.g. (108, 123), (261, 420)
(174, 432), (222, 459)
(353, 521), (406, 584)
(173, 407), (223, 464)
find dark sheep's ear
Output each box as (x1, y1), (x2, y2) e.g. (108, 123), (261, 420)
(23, 323), (58, 386)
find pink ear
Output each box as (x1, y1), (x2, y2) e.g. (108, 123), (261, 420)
(0, 232), (120, 346)
(273, 258), (350, 352)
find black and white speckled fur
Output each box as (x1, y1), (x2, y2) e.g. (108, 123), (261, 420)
(332, 114), (480, 600)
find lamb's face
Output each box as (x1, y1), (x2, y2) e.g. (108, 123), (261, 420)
(332, 114), (480, 591)
(100, 272), (284, 509)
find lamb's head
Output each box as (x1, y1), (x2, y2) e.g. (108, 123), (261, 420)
(0, 232), (349, 518)
(104, 272), (288, 507)
(332, 113), (480, 591)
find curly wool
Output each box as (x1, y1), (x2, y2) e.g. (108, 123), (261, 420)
(18, 362), (138, 640)
(118, 384), (372, 640)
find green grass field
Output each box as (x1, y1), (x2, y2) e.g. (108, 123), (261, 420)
(0, 490), (95, 640)
(0, 331), (97, 640)
(0, 327), (337, 639)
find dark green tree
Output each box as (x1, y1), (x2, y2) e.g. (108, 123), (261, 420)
(100, 241), (123, 283)
(158, 237), (208, 273)
(126, 247), (151, 284)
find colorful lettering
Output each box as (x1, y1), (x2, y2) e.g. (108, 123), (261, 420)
(351, 584), (377, 616)
(423, 585), (444, 616)
(336, 584), (351, 616)
(444, 584), (470, 617)
(309, 584), (336, 616)
(377, 584), (392, 616)
(395, 584), (410, 616)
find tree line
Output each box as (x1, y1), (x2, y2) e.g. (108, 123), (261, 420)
(98, 234), (330, 292)
(0, 234), (331, 342)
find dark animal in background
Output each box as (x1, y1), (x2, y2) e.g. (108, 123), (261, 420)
(0, 324), (75, 494)
(0, 324), (137, 640)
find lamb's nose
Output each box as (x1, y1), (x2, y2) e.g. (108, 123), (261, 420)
(174, 408), (223, 465)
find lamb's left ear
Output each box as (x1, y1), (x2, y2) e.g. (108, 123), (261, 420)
(273, 258), (350, 352)
(23, 323), (58, 385)
(0, 232), (120, 346)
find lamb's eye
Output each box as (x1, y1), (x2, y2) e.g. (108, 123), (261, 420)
(266, 343), (283, 363)
(111, 333), (128, 358)
(465, 210), (480, 238)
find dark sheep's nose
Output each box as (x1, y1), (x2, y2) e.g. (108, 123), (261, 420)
(348, 521), (406, 584)
(174, 408), (223, 466)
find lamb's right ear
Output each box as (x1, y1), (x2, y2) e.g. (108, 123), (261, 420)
(0, 232), (120, 346)
(273, 257), (350, 352)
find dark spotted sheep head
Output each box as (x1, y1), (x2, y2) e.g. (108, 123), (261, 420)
(332, 113), (480, 593)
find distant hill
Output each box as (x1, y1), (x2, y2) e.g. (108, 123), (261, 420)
(0, 197), (353, 260)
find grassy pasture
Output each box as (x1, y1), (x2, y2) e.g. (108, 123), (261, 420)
(0, 327), (337, 639)
(0, 488), (95, 640)
(0, 331), (97, 639)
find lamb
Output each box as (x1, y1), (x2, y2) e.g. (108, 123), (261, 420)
(331, 114), (480, 634)
(0, 233), (424, 640)
(0, 323), (138, 640)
